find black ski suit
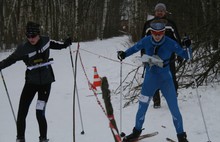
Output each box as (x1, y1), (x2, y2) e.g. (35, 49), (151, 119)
(141, 17), (182, 107)
(0, 36), (68, 140)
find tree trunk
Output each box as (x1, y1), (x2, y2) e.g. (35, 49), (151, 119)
(100, 0), (108, 40)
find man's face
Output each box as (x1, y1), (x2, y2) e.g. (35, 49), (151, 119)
(26, 34), (40, 45)
(151, 30), (165, 42)
(155, 10), (166, 18)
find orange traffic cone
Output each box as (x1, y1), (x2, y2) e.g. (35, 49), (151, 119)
(92, 66), (101, 89)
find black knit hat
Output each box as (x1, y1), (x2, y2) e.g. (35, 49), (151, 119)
(26, 21), (40, 36)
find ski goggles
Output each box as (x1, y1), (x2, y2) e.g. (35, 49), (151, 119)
(26, 34), (38, 38)
(151, 30), (165, 36)
(26, 33), (38, 38)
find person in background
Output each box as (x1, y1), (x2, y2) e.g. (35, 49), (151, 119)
(141, 3), (183, 108)
(117, 19), (191, 142)
(0, 21), (72, 142)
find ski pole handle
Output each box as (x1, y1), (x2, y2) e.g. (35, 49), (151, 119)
(186, 46), (192, 62)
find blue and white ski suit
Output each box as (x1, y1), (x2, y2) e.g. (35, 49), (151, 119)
(124, 35), (191, 134)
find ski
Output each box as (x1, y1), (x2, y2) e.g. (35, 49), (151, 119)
(166, 137), (176, 142)
(122, 131), (159, 142)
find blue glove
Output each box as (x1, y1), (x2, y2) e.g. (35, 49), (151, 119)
(117, 51), (126, 61)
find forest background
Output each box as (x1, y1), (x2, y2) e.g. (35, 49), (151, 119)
(0, 0), (219, 47)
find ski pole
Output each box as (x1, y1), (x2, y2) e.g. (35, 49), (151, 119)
(187, 47), (211, 142)
(72, 43), (78, 142)
(76, 83), (85, 135)
(0, 71), (17, 124)
(119, 60), (125, 137)
(68, 43), (85, 140)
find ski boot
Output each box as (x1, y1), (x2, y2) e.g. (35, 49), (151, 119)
(123, 127), (142, 142)
(39, 137), (49, 142)
(16, 138), (25, 142)
(177, 132), (188, 142)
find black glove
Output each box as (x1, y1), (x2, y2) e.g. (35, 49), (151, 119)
(117, 51), (126, 61)
(177, 56), (183, 64)
(182, 37), (191, 47)
(64, 37), (72, 46)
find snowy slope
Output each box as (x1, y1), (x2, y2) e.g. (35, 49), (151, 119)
(0, 36), (219, 142)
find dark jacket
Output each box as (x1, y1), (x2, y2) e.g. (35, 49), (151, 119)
(0, 36), (68, 85)
(141, 17), (181, 56)
(141, 17), (181, 42)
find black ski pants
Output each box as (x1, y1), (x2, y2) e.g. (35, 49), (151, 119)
(16, 83), (51, 140)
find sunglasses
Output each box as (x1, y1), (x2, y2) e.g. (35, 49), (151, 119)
(151, 30), (165, 36)
(26, 34), (38, 38)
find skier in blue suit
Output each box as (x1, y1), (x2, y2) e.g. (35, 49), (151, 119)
(117, 19), (191, 142)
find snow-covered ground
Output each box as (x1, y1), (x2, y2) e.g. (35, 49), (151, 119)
(0, 36), (219, 142)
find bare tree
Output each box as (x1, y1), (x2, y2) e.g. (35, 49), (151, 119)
(100, 0), (109, 40)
